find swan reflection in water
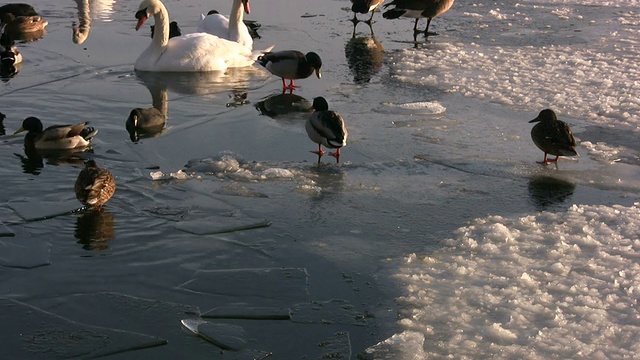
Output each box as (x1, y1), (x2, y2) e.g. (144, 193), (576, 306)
(75, 209), (115, 251)
(73, 0), (91, 44)
(345, 22), (384, 84)
(72, 0), (116, 44)
(255, 92), (313, 120)
(528, 175), (576, 211)
(135, 66), (264, 96)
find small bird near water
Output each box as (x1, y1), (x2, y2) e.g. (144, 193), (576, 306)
(75, 159), (116, 210)
(382, 0), (454, 37)
(305, 97), (348, 164)
(529, 109), (578, 165)
(257, 50), (322, 92)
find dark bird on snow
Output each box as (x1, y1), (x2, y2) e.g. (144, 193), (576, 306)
(529, 109), (578, 165)
(351, 0), (385, 25)
(382, 0), (454, 36)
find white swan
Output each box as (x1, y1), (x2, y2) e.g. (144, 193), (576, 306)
(197, 0), (253, 50)
(134, 0), (271, 72)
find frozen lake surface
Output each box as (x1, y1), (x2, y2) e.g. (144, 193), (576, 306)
(1, 0), (639, 358)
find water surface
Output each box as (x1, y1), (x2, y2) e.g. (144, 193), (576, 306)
(1, 0), (639, 358)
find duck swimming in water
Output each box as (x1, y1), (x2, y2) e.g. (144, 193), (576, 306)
(14, 116), (98, 151)
(529, 109), (578, 165)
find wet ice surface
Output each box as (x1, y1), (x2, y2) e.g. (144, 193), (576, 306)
(1, 0), (639, 358)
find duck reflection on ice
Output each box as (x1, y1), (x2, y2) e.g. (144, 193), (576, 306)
(255, 92), (312, 120)
(15, 146), (90, 175)
(345, 22), (384, 84)
(527, 175), (576, 211)
(74, 209), (115, 251)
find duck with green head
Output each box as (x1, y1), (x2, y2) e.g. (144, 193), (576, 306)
(14, 116), (98, 151)
(305, 97), (348, 164)
(257, 50), (322, 91)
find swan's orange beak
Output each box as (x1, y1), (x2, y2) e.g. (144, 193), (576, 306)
(243, 0), (250, 14)
(135, 9), (148, 31)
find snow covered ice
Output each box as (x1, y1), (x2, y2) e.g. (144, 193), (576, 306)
(366, 0), (640, 358)
(367, 203), (640, 359)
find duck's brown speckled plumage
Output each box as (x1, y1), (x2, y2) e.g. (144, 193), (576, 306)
(529, 109), (578, 165)
(75, 160), (116, 209)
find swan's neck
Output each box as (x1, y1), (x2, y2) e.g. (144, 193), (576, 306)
(151, 87), (168, 116)
(151, 1), (170, 49)
(229, 0), (244, 34)
(77, 0), (90, 26)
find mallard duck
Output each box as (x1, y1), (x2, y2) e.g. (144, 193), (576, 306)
(382, 0), (454, 36)
(1, 13), (48, 34)
(257, 51), (322, 91)
(150, 20), (181, 39)
(1, 43), (22, 67)
(75, 159), (116, 209)
(14, 117), (98, 150)
(351, 0), (385, 24)
(305, 97), (348, 164)
(0, 44), (21, 77)
(529, 109), (578, 165)
(0, 3), (38, 22)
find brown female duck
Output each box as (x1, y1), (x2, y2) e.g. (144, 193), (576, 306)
(75, 160), (116, 209)
(529, 109), (578, 165)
